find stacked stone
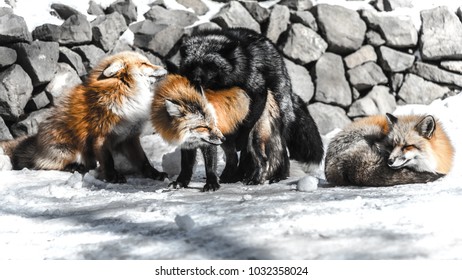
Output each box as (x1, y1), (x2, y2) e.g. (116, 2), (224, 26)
(1, 0), (461, 140)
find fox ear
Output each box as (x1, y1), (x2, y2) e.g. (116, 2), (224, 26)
(102, 61), (124, 78)
(165, 100), (183, 117)
(416, 115), (436, 139)
(220, 40), (239, 56)
(386, 113), (398, 127)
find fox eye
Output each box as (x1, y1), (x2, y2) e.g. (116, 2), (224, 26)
(402, 145), (416, 151)
(194, 126), (210, 133)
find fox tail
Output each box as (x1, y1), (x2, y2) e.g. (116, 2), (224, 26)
(285, 95), (324, 165)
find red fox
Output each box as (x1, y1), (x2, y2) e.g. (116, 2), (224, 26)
(1, 51), (167, 183)
(151, 74), (288, 191)
(325, 113), (454, 186)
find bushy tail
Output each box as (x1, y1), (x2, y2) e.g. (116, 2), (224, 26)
(0, 136), (25, 158)
(0, 136), (35, 169)
(285, 95), (324, 164)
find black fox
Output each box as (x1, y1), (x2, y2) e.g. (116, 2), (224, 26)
(179, 27), (324, 184)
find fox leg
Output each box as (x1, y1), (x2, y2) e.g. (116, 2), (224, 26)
(219, 142), (241, 183)
(93, 138), (126, 183)
(118, 136), (167, 181)
(201, 145), (220, 191)
(169, 148), (197, 189)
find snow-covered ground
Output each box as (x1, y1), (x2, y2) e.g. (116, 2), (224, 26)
(1, 0), (462, 260)
(1, 93), (461, 260)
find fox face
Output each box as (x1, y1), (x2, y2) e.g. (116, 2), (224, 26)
(180, 34), (236, 90)
(93, 52), (167, 121)
(385, 113), (438, 172)
(164, 99), (225, 149)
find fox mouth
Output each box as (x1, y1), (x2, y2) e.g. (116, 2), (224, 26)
(388, 159), (411, 169)
(201, 138), (222, 146)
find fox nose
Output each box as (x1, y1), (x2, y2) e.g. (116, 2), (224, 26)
(220, 136), (226, 142)
(387, 158), (394, 166)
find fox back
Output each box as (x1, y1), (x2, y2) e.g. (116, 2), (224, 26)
(325, 114), (454, 186)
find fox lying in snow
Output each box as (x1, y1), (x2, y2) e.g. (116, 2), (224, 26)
(325, 113), (454, 186)
(1, 51), (167, 183)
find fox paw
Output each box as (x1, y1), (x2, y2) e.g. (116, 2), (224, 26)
(103, 172), (127, 184)
(203, 182), (220, 192)
(168, 181), (187, 189)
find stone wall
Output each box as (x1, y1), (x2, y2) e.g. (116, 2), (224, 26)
(1, 0), (461, 139)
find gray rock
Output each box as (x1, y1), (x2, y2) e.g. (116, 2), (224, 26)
(150, 0), (167, 8)
(344, 45), (377, 69)
(290, 11), (318, 31)
(409, 62), (462, 88)
(361, 9), (417, 48)
(59, 47), (87, 77)
(391, 73), (404, 93)
(397, 74), (449, 105)
(440, 61), (462, 74)
(72, 45), (106, 72)
(315, 52), (352, 107)
(352, 87), (361, 100)
(279, 0), (313, 11)
(177, 0), (209, 16)
(1, 5), (14, 12)
(14, 41), (60, 87)
(106, 0), (138, 25)
(0, 47), (17, 67)
(281, 23), (327, 65)
(371, 0), (385, 11)
(348, 85), (396, 117)
(91, 12), (128, 51)
(383, 0), (413, 11)
(51, 3), (84, 20)
(420, 6), (462, 61)
(11, 109), (52, 137)
(308, 103), (351, 135)
(378, 46), (415, 72)
(45, 63), (82, 103)
(0, 13), (32, 43)
(211, 1), (260, 32)
(144, 6), (198, 27)
(315, 4), (366, 54)
(32, 24), (61, 42)
(88, 0), (105, 16)
(59, 14), (92, 46)
(239, 0), (270, 23)
(284, 58), (314, 103)
(0, 117), (13, 140)
(265, 5), (290, 44)
(365, 30), (385, 46)
(0, 64), (33, 121)
(132, 21), (184, 57)
(189, 22), (221, 34)
(348, 62), (388, 91)
(26, 91), (50, 112)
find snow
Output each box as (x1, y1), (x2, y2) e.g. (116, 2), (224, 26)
(1, 94), (461, 260)
(1, 0), (462, 260)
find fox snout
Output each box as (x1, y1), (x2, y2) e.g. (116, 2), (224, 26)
(202, 132), (226, 146)
(387, 153), (410, 169)
(152, 68), (167, 78)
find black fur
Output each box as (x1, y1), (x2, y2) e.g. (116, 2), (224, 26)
(180, 27), (324, 183)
